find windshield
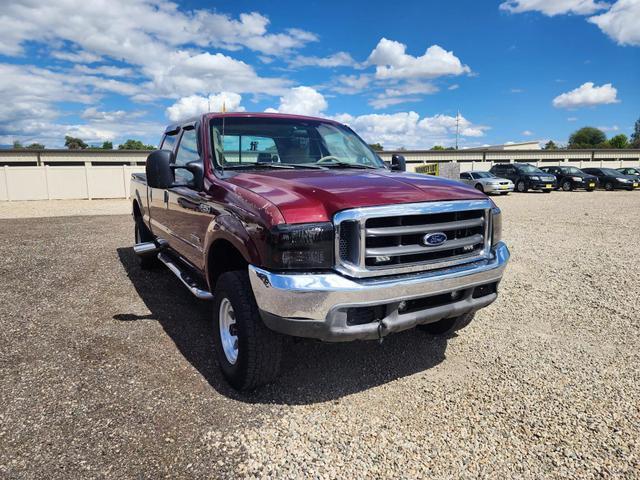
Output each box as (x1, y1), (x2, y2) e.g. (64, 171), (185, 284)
(560, 167), (582, 174)
(209, 117), (385, 169)
(473, 172), (495, 179)
(517, 164), (544, 174)
(601, 168), (626, 176)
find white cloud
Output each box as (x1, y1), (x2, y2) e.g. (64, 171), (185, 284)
(289, 52), (357, 68)
(597, 124), (619, 131)
(448, 84), (460, 90)
(334, 111), (488, 149)
(266, 87), (327, 116)
(73, 65), (135, 77)
(369, 82), (439, 109)
(589, 0), (640, 46)
(166, 92), (245, 121)
(552, 82), (619, 108)
(499, 0), (609, 16)
(522, 130), (534, 136)
(567, 116), (578, 121)
(510, 88), (524, 93)
(367, 38), (471, 80)
(331, 74), (372, 94)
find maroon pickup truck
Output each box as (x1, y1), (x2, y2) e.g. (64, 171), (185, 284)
(130, 113), (510, 390)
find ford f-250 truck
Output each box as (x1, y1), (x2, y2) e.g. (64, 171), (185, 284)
(130, 113), (510, 390)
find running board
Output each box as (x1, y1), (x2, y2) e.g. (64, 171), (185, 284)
(157, 252), (214, 301)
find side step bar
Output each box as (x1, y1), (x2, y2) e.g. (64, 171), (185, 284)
(157, 252), (214, 301)
(133, 238), (169, 256)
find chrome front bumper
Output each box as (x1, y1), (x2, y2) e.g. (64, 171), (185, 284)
(249, 242), (510, 342)
(484, 183), (514, 193)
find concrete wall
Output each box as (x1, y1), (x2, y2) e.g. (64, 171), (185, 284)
(1, 149), (639, 201)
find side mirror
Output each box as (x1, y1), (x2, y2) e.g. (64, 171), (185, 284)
(172, 161), (204, 190)
(146, 150), (174, 189)
(391, 154), (406, 172)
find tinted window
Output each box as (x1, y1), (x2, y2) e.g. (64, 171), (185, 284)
(174, 127), (200, 184)
(460, 173), (471, 179)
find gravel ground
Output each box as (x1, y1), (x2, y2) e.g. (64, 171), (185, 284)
(1, 191), (639, 479)
(0, 199), (129, 219)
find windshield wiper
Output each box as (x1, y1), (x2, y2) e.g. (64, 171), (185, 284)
(320, 161), (378, 169)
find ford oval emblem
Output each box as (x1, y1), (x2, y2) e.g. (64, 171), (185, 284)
(423, 232), (447, 246)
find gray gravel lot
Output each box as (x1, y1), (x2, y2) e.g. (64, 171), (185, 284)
(1, 191), (639, 478)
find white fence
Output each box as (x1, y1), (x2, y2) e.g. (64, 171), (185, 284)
(0, 165), (144, 201)
(1, 149), (639, 201)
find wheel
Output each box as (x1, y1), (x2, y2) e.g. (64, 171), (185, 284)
(516, 180), (528, 193)
(212, 270), (283, 391)
(418, 312), (475, 337)
(134, 220), (158, 269)
(561, 180), (573, 192)
(474, 183), (484, 192)
(605, 181), (614, 191)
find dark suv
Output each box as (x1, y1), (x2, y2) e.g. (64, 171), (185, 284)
(540, 166), (597, 191)
(617, 167), (640, 179)
(581, 168), (639, 191)
(489, 163), (556, 193)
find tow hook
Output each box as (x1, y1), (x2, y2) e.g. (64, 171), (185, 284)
(377, 320), (387, 344)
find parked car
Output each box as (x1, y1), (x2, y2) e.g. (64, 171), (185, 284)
(489, 163), (556, 193)
(130, 112), (510, 390)
(459, 171), (514, 195)
(539, 166), (598, 191)
(581, 168), (639, 191)
(616, 167), (640, 179)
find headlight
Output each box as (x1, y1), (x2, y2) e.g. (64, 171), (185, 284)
(530, 176), (540, 181)
(571, 176), (582, 181)
(491, 206), (502, 247)
(265, 222), (334, 270)
(617, 178), (630, 183)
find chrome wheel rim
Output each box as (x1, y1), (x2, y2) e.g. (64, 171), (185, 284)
(218, 298), (238, 365)
(563, 182), (571, 191)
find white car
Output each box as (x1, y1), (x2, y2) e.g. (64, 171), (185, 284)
(460, 171), (514, 195)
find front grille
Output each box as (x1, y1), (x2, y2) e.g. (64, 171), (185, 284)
(335, 199), (493, 278)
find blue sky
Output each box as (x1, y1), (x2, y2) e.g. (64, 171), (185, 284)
(0, 0), (638, 148)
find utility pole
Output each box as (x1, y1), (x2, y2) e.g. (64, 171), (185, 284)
(455, 110), (460, 150)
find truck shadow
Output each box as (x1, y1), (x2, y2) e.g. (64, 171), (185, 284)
(116, 247), (448, 405)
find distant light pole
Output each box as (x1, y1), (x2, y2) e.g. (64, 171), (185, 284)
(455, 110), (460, 150)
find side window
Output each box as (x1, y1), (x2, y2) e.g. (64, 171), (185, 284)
(460, 173), (470, 179)
(161, 133), (179, 152)
(174, 127), (200, 184)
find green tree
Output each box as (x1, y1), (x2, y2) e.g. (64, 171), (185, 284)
(368, 143), (383, 152)
(568, 127), (606, 149)
(543, 140), (558, 150)
(118, 139), (155, 150)
(608, 134), (628, 149)
(430, 145), (445, 150)
(630, 118), (640, 148)
(65, 135), (88, 150)
(101, 141), (113, 150)
(12, 140), (23, 149)
(26, 143), (45, 149)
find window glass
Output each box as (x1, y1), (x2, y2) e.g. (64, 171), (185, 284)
(461, 173), (470, 179)
(161, 133), (178, 152)
(174, 128), (200, 184)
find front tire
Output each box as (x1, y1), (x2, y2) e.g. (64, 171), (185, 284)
(212, 270), (283, 391)
(516, 180), (528, 193)
(474, 183), (484, 193)
(605, 181), (614, 191)
(418, 312), (475, 337)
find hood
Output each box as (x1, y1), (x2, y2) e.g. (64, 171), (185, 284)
(225, 169), (486, 224)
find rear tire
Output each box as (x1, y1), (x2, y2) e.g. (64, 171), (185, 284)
(605, 182), (614, 191)
(134, 220), (158, 269)
(418, 312), (475, 337)
(561, 180), (573, 192)
(212, 270), (283, 391)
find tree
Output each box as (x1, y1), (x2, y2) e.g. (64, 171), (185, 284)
(430, 145), (445, 150)
(101, 141), (113, 150)
(65, 135), (88, 150)
(368, 143), (383, 152)
(26, 143), (45, 150)
(568, 127), (606, 149)
(631, 118), (640, 148)
(118, 139), (156, 150)
(12, 140), (23, 149)
(608, 134), (628, 149)
(543, 140), (558, 150)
